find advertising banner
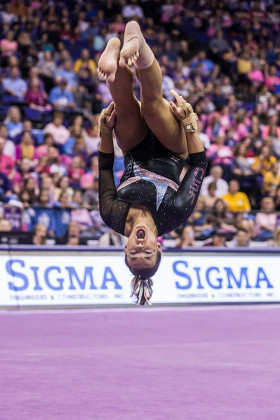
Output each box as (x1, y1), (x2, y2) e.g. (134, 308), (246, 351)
(0, 253), (279, 307)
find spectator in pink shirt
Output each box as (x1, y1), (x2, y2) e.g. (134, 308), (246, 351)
(248, 62), (264, 87)
(43, 111), (70, 146)
(68, 156), (85, 188)
(70, 189), (93, 232)
(37, 133), (55, 158)
(264, 65), (280, 92)
(206, 134), (234, 180)
(0, 30), (18, 58)
(261, 115), (280, 139)
(255, 197), (277, 241)
(0, 136), (15, 178)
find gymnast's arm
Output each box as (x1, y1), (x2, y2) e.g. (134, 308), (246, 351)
(98, 103), (117, 227)
(169, 152), (207, 225)
(168, 90), (207, 226)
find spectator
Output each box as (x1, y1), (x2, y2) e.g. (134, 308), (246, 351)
(24, 77), (50, 111)
(15, 131), (38, 166)
(203, 229), (227, 247)
(232, 212), (256, 239)
(98, 228), (127, 247)
(4, 106), (23, 139)
(70, 189), (93, 233)
(0, 218), (12, 232)
(205, 113), (221, 142)
(267, 226), (280, 248)
(68, 156), (85, 188)
(0, 170), (12, 201)
(74, 48), (97, 75)
(43, 111), (70, 146)
(264, 65), (280, 93)
(251, 144), (277, 178)
(23, 176), (39, 201)
(82, 175), (99, 210)
(222, 179), (251, 213)
(274, 186), (280, 211)
(80, 155), (99, 190)
(203, 181), (218, 210)
(85, 122), (100, 156)
(191, 50), (214, 78)
(228, 227), (252, 248)
(201, 165), (228, 197)
(248, 61), (265, 87)
(175, 225), (196, 248)
(0, 30), (18, 59)
(188, 196), (207, 238)
(34, 188), (52, 208)
(0, 124), (15, 159)
(0, 136), (15, 178)
(232, 141), (261, 205)
(255, 197), (277, 241)
(122, 0), (144, 20)
(54, 58), (77, 90)
(209, 29), (230, 55)
(56, 221), (82, 245)
(35, 50), (57, 90)
(49, 79), (76, 110)
(205, 197), (236, 234)
(63, 123), (85, 156)
(37, 133), (55, 158)
(53, 190), (75, 209)
(262, 162), (280, 199)
(12, 119), (36, 146)
(53, 175), (73, 202)
(206, 134), (234, 181)
(32, 223), (47, 245)
(2, 66), (27, 101)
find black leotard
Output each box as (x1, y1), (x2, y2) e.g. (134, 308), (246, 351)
(98, 130), (207, 236)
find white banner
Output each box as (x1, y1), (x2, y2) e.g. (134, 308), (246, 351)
(0, 253), (279, 306)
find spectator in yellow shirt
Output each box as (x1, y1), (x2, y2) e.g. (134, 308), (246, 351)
(237, 51), (252, 75)
(262, 162), (280, 197)
(251, 144), (277, 177)
(222, 179), (251, 212)
(74, 48), (97, 74)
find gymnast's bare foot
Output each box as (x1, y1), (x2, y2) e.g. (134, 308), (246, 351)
(119, 34), (140, 68)
(97, 37), (121, 83)
(119, 20), (154, 70)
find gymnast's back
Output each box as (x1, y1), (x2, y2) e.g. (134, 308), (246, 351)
(98, 130), (207, 236)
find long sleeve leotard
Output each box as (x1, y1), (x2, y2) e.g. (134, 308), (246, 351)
(98, 132), (207, 236)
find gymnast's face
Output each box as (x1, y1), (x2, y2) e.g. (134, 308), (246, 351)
(125, 226), (161, 270)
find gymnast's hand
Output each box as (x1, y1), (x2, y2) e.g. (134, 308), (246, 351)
(102, 102), (116, 128)
(98, 102), (116, 138)
(169, 89), (194, 121)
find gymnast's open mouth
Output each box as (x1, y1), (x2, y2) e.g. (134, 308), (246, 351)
(136, 228), (146, 240)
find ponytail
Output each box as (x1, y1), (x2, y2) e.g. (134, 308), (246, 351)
(125, 251), (162, 306)
(131, 276), (153, 306)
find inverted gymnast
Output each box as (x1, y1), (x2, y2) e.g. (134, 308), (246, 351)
(97, 21), (207, 305)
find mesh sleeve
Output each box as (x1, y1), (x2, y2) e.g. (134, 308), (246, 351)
(98, 151), (117, 228)
(168, 151), (207, 229)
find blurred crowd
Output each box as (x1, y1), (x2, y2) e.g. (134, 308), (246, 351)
(0, 0), (280, 248)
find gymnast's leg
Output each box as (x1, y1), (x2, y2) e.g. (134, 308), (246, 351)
(97, 37), (148, 153)
(119, 20), (188, 157)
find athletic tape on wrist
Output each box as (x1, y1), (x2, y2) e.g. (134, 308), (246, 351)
(98, 108), (114, 137)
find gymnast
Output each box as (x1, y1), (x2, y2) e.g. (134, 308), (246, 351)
(97, 21), (207, 305)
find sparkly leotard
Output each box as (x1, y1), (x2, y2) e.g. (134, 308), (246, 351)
(98, 130), (207, 236)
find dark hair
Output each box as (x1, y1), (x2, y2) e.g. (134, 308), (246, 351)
(125, 250), (161, 279)
(125, 250), (162, 305)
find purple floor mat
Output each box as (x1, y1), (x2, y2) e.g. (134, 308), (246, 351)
(1, 305), (280, 420)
